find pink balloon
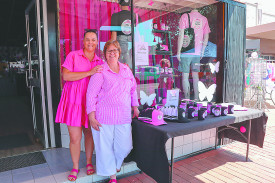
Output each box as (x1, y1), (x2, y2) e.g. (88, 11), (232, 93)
(240, 126), (246, 133)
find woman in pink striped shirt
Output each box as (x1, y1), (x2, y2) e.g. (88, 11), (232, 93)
(86, 40), (139, 183)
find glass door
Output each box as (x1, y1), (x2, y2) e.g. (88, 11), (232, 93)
(25, 0), (49, 148)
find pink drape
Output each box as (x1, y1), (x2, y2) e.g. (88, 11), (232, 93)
(58, 0), (120, 65)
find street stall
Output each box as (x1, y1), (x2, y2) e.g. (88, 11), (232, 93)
(127, 109), (267, 183)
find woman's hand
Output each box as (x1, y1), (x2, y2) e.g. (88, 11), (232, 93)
(90, 118), (102, 131)
(88, 112), (102, 131)
(90, 65), (103, 76)
(132, 106), (140, 118)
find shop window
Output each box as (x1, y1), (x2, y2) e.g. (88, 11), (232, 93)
(58, 0), (224, 105)
(133, 1), (224, 107)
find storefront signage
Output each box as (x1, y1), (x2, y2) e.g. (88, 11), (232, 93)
(165, 89), (180, 107)
(135, 42), (149, 66)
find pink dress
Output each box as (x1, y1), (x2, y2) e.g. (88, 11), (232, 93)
(55, 49), (104, 128)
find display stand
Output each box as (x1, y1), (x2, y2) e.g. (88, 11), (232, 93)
(151, 29), (173, 67)
(129, 109), (265, 183)
(245, 57), (268, 110)
(151, 29), (176, 87)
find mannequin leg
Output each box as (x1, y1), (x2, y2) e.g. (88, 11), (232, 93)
(117, 36), (127, 63)
(118, 36), (132, 68)
(125, 49), (132, 68)
(192, 71), (199, 100)
(182, 73), (190, 99)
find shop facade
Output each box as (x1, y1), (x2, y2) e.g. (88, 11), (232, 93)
(20, 0), (247, 180)
(55, 0), (246, 151)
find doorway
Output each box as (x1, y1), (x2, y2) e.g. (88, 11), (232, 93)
(0, 0), (50, 158)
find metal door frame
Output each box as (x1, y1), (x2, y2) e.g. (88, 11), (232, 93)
(42, 0), (56, 147)
(25, 0), (56, 148)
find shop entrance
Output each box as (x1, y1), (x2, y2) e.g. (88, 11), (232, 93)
(0, 0), (49, 158)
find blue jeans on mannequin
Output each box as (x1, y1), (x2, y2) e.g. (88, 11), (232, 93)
(179, 55), (200, 100)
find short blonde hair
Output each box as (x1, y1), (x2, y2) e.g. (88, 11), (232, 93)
(103, 40), (121, 59)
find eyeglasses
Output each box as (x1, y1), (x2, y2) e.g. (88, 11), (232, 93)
(107, 49), (118, 54)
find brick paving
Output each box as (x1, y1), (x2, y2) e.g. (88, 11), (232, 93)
(118, 109), (275, 183)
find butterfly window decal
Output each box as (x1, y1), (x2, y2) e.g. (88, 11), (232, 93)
(140, 90), (156, 106)
(209, 61), (220, 74)
(198, 81), (217, 102)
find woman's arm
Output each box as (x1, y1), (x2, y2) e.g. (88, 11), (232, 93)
(86, 73), (104, 130)
(132, 106), (139, 118)
(63, 66), (102, 81)
(111, 31), (117, 41)
(129, 69), (139, 118)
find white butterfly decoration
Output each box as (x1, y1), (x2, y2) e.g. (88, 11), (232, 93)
(198, 81), (217, 102)
(140, 91), (156, 106)
(209, 61), (220, 74)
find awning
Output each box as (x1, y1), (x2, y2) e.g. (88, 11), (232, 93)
(246, 22), (275, 40)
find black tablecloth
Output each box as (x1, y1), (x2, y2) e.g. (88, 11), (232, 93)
(219, 113), (268, 148)
(126, 109), (265, 183)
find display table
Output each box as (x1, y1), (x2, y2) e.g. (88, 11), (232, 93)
(126, 109), (267, 183)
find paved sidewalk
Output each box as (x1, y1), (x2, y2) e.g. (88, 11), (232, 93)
(118, 109), (275, 183)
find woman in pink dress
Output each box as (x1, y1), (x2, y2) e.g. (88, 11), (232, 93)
(55, 30), (104, 181)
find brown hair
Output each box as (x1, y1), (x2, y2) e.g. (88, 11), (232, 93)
(103, 40), (121, 59)
(84, 29), (98, 39)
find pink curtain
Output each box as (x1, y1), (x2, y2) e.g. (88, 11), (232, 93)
(58, 0), (172, 64)
(58, 0), (120, 65)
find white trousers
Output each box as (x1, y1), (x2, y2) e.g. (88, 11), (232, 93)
(91, 123), (133, 176)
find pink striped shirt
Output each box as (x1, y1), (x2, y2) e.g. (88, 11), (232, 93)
(86, 62), (139, 125)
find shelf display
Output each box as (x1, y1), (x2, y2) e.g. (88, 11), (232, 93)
(158, 58), (174, 90)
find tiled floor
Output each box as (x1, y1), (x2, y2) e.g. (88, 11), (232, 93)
(0, 149), (86, 183)
(0, 147), (139, 183)
(1, 109), (274, 183)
